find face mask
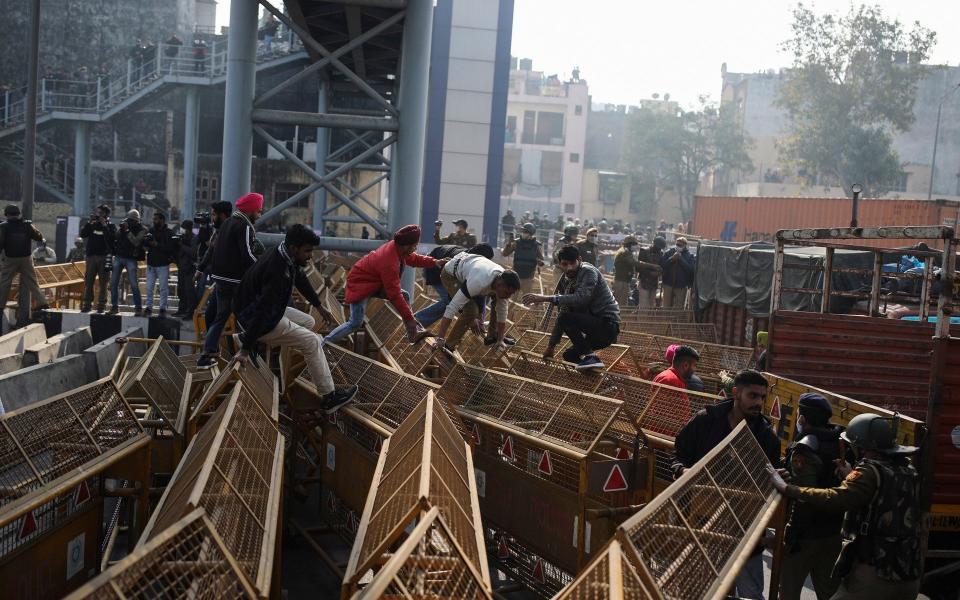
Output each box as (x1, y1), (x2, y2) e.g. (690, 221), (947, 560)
(588, 235), (597, 243)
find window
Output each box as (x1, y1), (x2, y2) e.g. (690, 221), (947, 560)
(505, 115), (517, 143)
(575, 104), (583, 116)
(564, 203), (575, 213)
(196, 175), (219, 204)
(521, 111), (536, 144)
(570, 153), (580, 163)
(535, 112), (564, 145)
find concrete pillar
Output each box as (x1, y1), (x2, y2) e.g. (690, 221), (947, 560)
(182, 86), (200, 218)
(73, 121), (91, 216)
(312, 77), (330, 231)
(219, 0), (258, 204)
(389, 0), (434, 293)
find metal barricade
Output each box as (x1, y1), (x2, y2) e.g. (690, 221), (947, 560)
(0, 378), (151, 599)
(140, 380), (283, 598)
(342, 393), (491, 598)
(64, 508), (257, 600)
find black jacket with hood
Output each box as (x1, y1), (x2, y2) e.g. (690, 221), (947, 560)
(210, 212), (263, 285)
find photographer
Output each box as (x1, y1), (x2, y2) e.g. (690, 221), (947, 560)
(109, 209), (147, 315)
(79, 204), (116, 312)
(173, 219), (196, 319)
(143, 212), (174, 317)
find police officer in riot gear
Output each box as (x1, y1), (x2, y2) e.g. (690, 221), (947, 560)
(769, 413), (922, 600)
(554, 224), (580, 265)
(0, 205), (48, 326)
(501, 222), (544, 298)
(779, 393), (844, 600)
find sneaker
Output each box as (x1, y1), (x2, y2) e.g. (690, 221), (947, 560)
(196, 354), (216, 370)
(321, 385), (358, 414)
(143, 308), (152, 317)
(80, 305), (92, 313)
(96, 306), (106, 314)
(575, 355), (605, 371)
(108, 306), (119, 315)
(484, 335), (517, 347)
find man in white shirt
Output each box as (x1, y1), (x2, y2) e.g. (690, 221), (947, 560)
(434, 253), (521, 350)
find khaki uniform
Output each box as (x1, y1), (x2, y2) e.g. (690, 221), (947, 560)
(785, 460), (922, 600)
(434, 230), (477, 248)
(780, 443), (841, 600)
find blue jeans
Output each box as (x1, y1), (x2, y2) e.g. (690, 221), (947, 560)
(324, 290), (411, 344)
(203, 281), (236, 355)
(144, 265), (170, 311)
(413, 283), (451, 327)
(324, 298), (369, 344)
(111, 257), (141, 309)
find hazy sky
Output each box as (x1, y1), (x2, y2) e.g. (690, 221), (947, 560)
(217, 0), (960, 109)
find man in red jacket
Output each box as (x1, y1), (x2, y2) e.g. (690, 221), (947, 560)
(324, 224), (447, 345)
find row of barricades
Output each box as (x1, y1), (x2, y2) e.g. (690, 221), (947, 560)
(0, 333), (285, 600)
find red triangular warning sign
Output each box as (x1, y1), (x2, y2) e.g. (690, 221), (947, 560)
(538, 450), (553, 476)
(532, 558), (546, 583)
(497, 536), (510, 559)
(770, 395), (782, 420)
(602, 464), (629, 493)
(471, 423), (481, 446)
(74, 480), (91, 506)
(18, 511), (37, 540)
(501, 436), (515, 461)
(615, 447), (631, 460)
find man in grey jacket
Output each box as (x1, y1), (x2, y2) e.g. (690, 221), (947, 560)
(523, 244), (620, 370)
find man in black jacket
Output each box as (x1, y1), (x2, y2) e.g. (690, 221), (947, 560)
(79, 204), (116, 312)
(143, 212), (175, 317)
(173, 219), (196, 318)
(671, 369), (781, 599)
(234, 224), (356, 411)
(198, 193), (264, 369)
(110, 209), (148, 314)
(0, 205), (47, 326)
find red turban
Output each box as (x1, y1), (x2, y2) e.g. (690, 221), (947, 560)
(393, 224), (421, 246)
(235, 192), (264, 213)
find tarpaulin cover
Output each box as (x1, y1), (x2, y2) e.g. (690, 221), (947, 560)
(695, 241), (874, 315)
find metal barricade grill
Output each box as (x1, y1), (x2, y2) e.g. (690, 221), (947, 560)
(0, 378), (143, 507)
(190, 357), (279, 430)
(64, 508), (257, 600)
(552, 539), (653, 600)
(616, 330), (753, 373)
(321, 345), (463, 435)
(141, 380), (283, 597)
(119, 337), (189, 434)
(321, 287), (345, 327)
(620, 322), (718, 344)
(618, 308), (695, 324)
(614, 422), (780, 600)
(487, 523), (574, 598)
(343, 393), (491, 598)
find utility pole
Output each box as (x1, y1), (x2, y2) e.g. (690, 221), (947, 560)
(928, 82), (960, 201)
(22, 0), (41, 221)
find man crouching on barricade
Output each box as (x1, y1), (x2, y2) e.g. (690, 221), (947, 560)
(233, 224), (357, 413)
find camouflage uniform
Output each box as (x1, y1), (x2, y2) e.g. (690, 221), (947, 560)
(779, 428), (843, 600)
(783, 457), (922, 600)
(434, 230), (477, 248)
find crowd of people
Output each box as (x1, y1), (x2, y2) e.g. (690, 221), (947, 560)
(0, 195), (925, 598)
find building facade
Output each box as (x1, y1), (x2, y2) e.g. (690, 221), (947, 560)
(499, 58), (588, 225)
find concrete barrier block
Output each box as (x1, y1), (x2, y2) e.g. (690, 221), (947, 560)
(0, 353), (21, 375)
(0, 323), (46, 355)
(22, 334), (66, 367)
(0, 355), (92, 414)
(56, 326), (94, 358)
(84, 327), (145, 379)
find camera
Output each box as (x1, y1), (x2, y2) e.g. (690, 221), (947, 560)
(194, 211), (211, 226)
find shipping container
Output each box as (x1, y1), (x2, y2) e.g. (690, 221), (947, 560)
(693, 196), (960, 249)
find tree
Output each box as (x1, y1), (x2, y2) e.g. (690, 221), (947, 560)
(777, 3), (937, 197)
(621, 97), (752, 222)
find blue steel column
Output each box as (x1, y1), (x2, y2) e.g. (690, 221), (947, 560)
(73, 122), (90, 216)
(220, 0), (258, 204)
(182, 86), (200, 218)
(389, 0), (434, 293)
(312, 77), (330, 231)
